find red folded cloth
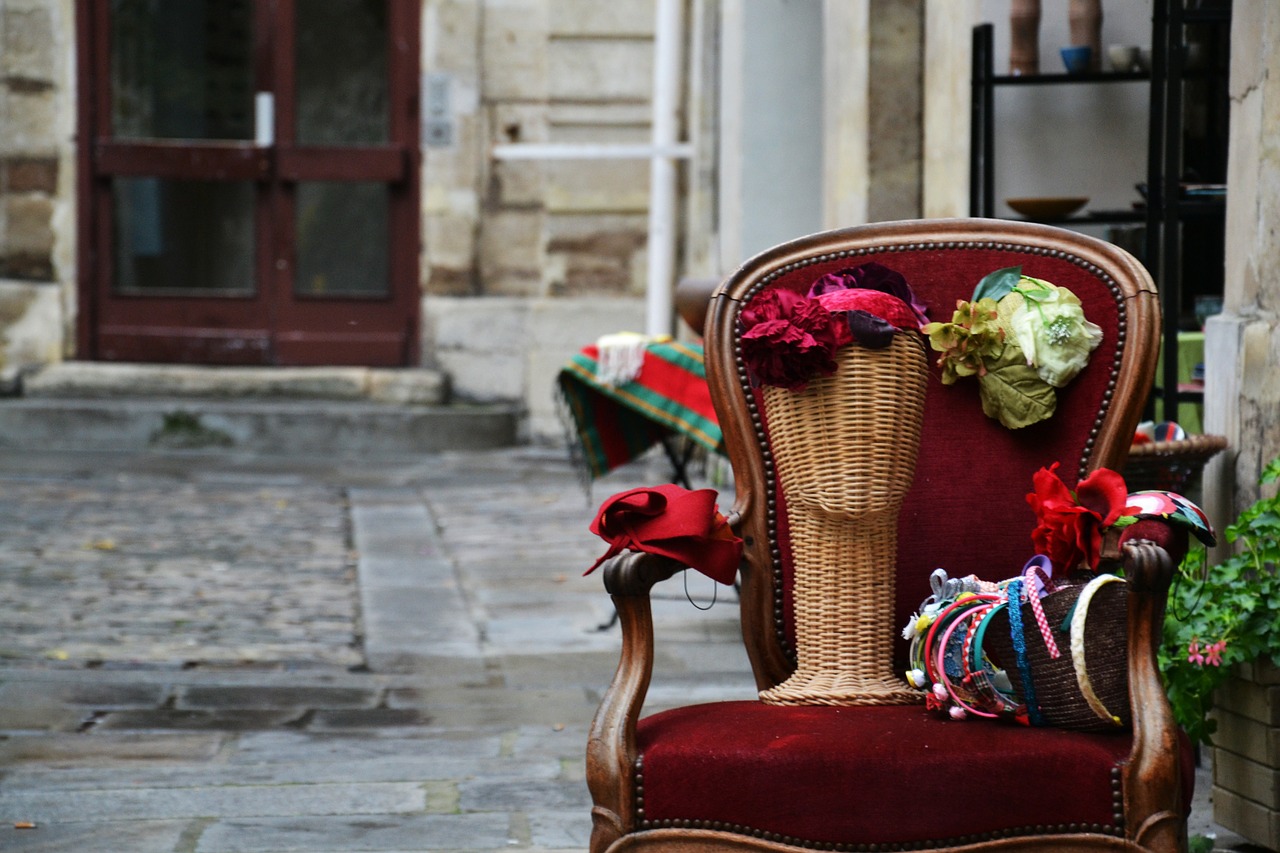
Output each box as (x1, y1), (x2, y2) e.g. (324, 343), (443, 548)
(585, 484), (743, 585)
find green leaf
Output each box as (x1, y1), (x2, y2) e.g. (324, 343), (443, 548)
(972, 265), (1023, 304)
(975, 345), (1057, 429)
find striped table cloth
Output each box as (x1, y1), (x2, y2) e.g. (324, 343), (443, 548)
(557, 340), (725, 479)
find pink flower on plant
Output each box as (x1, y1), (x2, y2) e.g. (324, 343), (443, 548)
(1187, 639), (1205, 666)
(1205, 640), (1227, 667)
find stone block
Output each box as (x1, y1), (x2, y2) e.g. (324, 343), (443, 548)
(0, 680), (167, 709)
(437, 348), (526, 401)
(426, 295), (530, 353)
(4, 194), (54, 253)
(544, 158), (648, 213)
(549, 101), (651, 129)
(1215, 675), (1280, 725)
(458, 775), (589, 811)
(174, 686), (380, 711)
(1, 88), (59, 153)
(0, 780), (426, 823)
(550, 0), (654, 37)
(1212, 708), (1280, 765)
(491, 159), (544, 206)
(1, 6), (56, 81)
(0, 732), (225, 764)
(1213, 786), (1280, 853)
(365, 368), (449, 404)
(194, 814), (511, 852)
(0, 279), (61, 367)
(481, 0), (548, 101)
(491, 102), (549, 144)
(529, 809), (593, 849)
(547, 227), (647, 295)
(94, 710), (305, 731)
(548, 38), (652, 101)
(2, 156), (57, 192)
(423, 114), (482, 194)
(425, 211), (477, 270)
(1215, 747), (1280, 809)
(0, 821), (189, 852)
(478, 209), (546, 295)
(425, 0), (481, 83)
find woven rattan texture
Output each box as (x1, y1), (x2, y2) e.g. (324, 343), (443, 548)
(759, 336), (927, 706)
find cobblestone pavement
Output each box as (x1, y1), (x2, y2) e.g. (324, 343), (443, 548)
(0, 446), (752, 852)
(0, 447), (1247, 852)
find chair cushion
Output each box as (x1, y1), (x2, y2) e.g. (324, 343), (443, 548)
(637, 701), (1175, 848)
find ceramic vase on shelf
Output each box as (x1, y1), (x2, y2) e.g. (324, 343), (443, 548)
(1010, 0), (1041, 76)
(758, 335), (927, 707)
(1069, 0), (1103, 72)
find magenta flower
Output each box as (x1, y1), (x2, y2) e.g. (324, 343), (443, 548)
(1187, 639), (1205, 666)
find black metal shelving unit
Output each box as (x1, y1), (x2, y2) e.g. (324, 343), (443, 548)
(969, 1), (1231, 426)
(1146, 0), (1230, 423)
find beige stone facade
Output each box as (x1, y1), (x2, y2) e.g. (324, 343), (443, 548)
(2, 0), (1278, 482)
(0, 0), (74, 377)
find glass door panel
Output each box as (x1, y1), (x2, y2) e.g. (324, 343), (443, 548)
(110, 0), (254, 141)
(112, 178), (255, 294)
(83, 0), (418, 366)
(295, 182), (389, 296)
(295, 0), (388, 145)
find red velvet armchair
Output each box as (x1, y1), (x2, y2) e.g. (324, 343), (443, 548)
(586, 219), (1192, 852)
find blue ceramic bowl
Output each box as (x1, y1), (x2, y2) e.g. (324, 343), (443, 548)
(1061, 45), (1092, 74)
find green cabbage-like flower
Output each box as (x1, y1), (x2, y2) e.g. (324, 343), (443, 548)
(921, 298), (1005, 385)
(1006, 276), (1103, 387)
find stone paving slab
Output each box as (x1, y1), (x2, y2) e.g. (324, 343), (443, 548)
(1, 781), (428, 823)
(1, 820), (192, 852)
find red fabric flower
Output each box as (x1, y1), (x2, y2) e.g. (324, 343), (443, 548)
(1026, 463), (1136, 572)
(585, 484), (743, 585)
(740, 288), (851, 391)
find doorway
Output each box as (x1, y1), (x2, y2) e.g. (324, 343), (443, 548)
(77, 0), (420, 365)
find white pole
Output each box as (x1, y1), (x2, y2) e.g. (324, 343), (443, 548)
(647, 0), (682, 337)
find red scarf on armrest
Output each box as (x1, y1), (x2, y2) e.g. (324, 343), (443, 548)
(585, 484), (743, 585)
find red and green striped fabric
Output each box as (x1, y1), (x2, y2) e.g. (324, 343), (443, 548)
(557, 340), (725, 479)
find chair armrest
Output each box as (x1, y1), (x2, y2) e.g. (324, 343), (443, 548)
(586, 551), (685, 849)
(1119, 537), (1186, 852)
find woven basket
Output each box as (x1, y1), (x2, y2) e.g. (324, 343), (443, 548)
(983, 577), (1131, 731)
(1123, 433), (1227, 494)
(758, 335), (928, 706)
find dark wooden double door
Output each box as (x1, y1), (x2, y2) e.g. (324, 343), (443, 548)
(78, 0), (420, 365)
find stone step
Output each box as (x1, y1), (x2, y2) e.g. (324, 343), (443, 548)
(1, 363), (520, 455)
(23, 362), (448, 405)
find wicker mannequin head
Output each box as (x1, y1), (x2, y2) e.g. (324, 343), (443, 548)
(759, 331), (929, 706)
(762, 333), (927, 521)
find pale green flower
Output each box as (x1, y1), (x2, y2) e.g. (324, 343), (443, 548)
(1006, 277), (1103, 387)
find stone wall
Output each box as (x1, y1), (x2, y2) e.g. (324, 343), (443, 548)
(420, 2), (656, 301)
(420, 0), (662, 437)
(0, 0), (74, 378)
(1203, 2), (1280, 534)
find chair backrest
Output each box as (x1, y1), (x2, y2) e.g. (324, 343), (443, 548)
(704, 219), (1160, 691)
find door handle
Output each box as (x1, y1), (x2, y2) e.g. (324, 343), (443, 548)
(255, 92), (275, 148)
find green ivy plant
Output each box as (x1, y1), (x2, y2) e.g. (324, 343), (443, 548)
(1160, 455), (1280, 747)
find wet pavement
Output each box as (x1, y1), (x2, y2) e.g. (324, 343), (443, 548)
(0, 446), (1248, 852)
